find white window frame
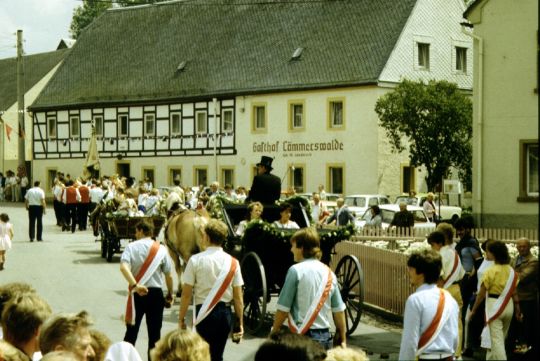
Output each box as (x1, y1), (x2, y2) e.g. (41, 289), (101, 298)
(328, 165), (344, 195)
(93, 115), (103, 136)
(144, 114), (155, 136)
(170, 112), (181, 136)
(455, 46), (467, 73)
(195, 110), (207, 134)
(118, 114), (129, 137)
(222, 109), (233, 133)
(69, 116), (80, 138)
(329, 100), (344, 128)
(252, 104), (267, 132)
(47, 117), (57, 139)
(221, 167), (235, 188)
(417, 42), (430, 70)
(526, 143), (539, 196)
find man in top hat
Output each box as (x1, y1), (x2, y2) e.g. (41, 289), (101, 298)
(246, 156), (281, 205)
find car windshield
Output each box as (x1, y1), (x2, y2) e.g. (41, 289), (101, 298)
(326, 194), (340, 202)
(379, 209), (428, 223)
(396, 196), (418, 205)
(345, 197), (365, 207)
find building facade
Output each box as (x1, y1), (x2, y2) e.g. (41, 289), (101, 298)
(29, 0), (472, 200)
(465, 0), (538, 228)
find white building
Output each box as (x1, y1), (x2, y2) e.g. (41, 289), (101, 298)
(465, 0), (538, 228)
(29, 0), (472, 199)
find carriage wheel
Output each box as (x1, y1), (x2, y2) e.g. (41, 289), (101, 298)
(100, 236), (107, 258)
(106, 236), (116, 262)
(335, 255), (364, 335)
(241, 252), (267, 335)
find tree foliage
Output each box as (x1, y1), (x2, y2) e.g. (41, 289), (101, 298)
(69, 0), (163, 39)
(375, 79), (472, 191)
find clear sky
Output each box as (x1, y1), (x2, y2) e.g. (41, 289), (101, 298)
(0, 0), (79, 59)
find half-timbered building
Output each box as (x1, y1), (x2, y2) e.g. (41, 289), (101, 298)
(29, 0), (472, 198)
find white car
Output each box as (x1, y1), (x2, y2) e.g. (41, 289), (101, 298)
(355, 204), (436, 233)
(343, 194), (391, 217)
(395, 195), (462, 222)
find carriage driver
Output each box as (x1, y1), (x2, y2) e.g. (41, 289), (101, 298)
(120, 221), (174, 360)
(246, 155), (281, 205)
(271, 228), (347, 350)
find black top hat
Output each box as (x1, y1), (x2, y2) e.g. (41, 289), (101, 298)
(257, 155), (274, 170)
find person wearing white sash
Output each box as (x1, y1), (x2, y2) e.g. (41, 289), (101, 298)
(428, 229), (465, 358)
(270, 228), (346, 350)
(120, 221), (174, 360)
(178, 219), (244, 361)
(399, 249), (459, 361)
(469, 240), (522, 360)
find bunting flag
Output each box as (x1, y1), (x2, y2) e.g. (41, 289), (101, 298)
(5, 123), (12, 141)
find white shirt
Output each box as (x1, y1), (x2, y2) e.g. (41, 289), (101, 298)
(440, 245), (465, 283)
(90, 186), (104, 203)
(476, 259), (494, 291)
(120, 238), (172, 288)
(20, 176), (29, 187)
(273, 220), (300, 229)
(25, 186), (45, 206)
(182, 247), (244, 305)
(399, 284), (459, 360)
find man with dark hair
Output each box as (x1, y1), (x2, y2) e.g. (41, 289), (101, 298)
(255, 330), (327, 361)
(39, 311), (95, 361)
(399, 249), (459, 361)
(25, 180), (47, 242)
(120, 221), (174, 360)
(178, 219), (244, 361)
(246, 155), (281, 205)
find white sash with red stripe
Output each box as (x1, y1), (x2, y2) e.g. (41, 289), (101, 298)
(443, 251), (463, 289)
(416, 288), (453, 356)
(193, 256), (238, 327)
(125, 241), (166, 325)
(288, 267), (333, 335)
(480, 268), (518, 349)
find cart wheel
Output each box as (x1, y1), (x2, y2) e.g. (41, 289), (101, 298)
(106, 236), (115, 262)
(241, 252), (267, 335)
(100, 237), (107, 258)
(335, 255), (364, 335)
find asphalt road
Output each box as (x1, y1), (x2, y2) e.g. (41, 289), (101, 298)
(0, 201), (402, 360)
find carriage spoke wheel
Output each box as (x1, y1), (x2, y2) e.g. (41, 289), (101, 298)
(335, 255), (364, 335)
(241, 252), (267, 335)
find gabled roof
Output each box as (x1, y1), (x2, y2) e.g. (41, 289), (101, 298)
(31, 0), (418, 110)
(0, 49), (69, 111)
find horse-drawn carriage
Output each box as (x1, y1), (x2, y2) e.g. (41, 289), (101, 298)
(219, 198), (364, 336)
(100, 215), (165, 262)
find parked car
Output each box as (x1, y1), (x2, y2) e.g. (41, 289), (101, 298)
(394, 194), (462, 222)
(343, 194), (391, 217)
(296, 192), (340, 216)
(355, 204), (436, 232)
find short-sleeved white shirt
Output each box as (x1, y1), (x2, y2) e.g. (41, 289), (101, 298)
(182, 247), (244, 305)
(120, 238), (173, 288)
(25, 186), (45, 206)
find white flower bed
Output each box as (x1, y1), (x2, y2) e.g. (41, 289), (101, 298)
(358, 239), (539, 258)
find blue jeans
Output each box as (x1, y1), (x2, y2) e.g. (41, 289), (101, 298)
(306, 328), (332, 350)
(196, 302), (232, 361)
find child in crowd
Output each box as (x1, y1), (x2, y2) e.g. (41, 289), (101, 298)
(0, 213), (14, 271)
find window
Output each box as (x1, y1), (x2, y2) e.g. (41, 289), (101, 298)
(222, 109), (233, 133)
(93, 115), (103, 136)
(252, 104), (267, 132)
(417, 43), (430, 69)
(144, 114), (155, 136)
(519, 141), (539, 200)
(69, 116), (79, 137)
(195, 110), (207, 134)
(194, 167), (208, 187)
(47, 117), (57, 139)
(288, 101), (305, 131)
(142, 168), (155, 184)
(118, 114), (129, 137)
(401, 165), (416, 194)
(328, 165), (344, 194)
(456, 47), (467, 72)
(328, 99), (344, 128)
(221, 168), (234, 188)
(289, 166), (304, 193)
(169, 168), (182, 185)
(171, 112), (181, 135)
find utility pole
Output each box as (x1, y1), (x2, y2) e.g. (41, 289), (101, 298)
(16, 29), (26, 178)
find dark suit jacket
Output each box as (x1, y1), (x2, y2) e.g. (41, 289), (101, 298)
(390, 210), (414, 228)
(246, 172), (281, 205)
(326, 207), (354, 226)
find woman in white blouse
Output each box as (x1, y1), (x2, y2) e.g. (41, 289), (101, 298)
(273, 202), (300, 230)
(235, 202), (263, 237)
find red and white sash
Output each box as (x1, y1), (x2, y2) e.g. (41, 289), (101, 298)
(288, 267), (333, 335)
(480, 269), (518, 349)
(124, 241), (166, 325)
(443, 251), (463, 289)
(193, 256), (238, 327)
(416, 288), (452, 356)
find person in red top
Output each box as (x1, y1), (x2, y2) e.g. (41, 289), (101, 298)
(62, 180), (81, 233)
(77, 180), (91, 231)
